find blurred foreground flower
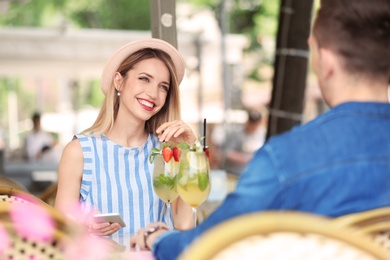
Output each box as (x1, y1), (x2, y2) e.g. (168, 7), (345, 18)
(10, 195), (55, 242)
(4, 197), (125, 259)
(60, 201), (114, 259)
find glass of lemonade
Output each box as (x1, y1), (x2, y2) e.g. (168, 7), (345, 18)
(177, 148), (211, 227)
(152, 153), (179, 212)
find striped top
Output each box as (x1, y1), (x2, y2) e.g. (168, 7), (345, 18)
(75, 133), (172, 243)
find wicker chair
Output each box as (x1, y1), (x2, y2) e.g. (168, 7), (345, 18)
(0, 176), (29, 191)
(0, 218), (70, 259)
(0, 186), (133, 259)
(332, 207), (390, 252)
(40, 182), (58, 207)
(0, 186), (75, 236)
(178, 211), (389, 260)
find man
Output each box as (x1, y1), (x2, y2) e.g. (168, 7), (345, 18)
(131, 0), (390, 259)
(224, 109), (266, 175)
(24, 112), (54, 162)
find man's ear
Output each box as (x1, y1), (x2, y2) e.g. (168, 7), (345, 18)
(113, 72), (124, 91)
(318, 48), (337, 80)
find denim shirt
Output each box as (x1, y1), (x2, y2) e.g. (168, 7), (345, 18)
(153, 102), (390, 260)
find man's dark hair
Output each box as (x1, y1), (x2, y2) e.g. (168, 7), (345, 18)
(32, 112), (41, 121)
(248, 110), (262, 123)
(313, 0), (390, 79)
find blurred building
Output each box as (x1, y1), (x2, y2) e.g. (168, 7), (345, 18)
(0, 10), (248, 156)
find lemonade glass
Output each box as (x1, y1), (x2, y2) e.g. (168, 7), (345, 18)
(177, 149), (211, 226)
(152, 153), (179, 216)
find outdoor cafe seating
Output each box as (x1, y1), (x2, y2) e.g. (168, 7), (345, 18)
(0, 175), (389, 259)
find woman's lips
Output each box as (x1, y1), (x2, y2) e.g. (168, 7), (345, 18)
(138, 98), (155, 111)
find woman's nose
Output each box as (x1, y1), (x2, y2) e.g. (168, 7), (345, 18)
(145, 84), (158, 98)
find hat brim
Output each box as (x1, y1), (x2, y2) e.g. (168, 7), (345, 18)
(101, 38), (185, 95)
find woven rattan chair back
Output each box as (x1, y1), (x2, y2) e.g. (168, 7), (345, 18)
(40, 182), (58, 207)
(0, 221), (69, 260)
(332, 207), (390, 252)
(0, 186), (74, 236)
(179, 211), (389, 260)
(0, 176), (28, 191)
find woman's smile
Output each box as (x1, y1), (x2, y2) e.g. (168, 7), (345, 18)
(138, 98), (155, 111)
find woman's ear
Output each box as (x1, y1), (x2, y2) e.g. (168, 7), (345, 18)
(113, 72), (124, 91)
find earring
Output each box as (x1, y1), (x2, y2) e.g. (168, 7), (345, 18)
(117, 92), (121, 96)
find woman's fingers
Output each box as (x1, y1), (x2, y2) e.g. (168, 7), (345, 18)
(157, 120), (195, 144)
(88, 222), (121, 236)
(130, 222), (171, 250)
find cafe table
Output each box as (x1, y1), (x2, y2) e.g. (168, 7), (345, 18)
(101, 235), (156, 259)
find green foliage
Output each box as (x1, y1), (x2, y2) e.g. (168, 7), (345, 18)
(84, 80), (104, 107)
(179, 0), (279, 52)
(0, 0), (150, 30)
(255, 0), (279, 37)
(66, 0), (151, 29)
(0, 77), (35, 128)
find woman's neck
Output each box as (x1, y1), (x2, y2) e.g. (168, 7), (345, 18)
(106, 116), (148, 148)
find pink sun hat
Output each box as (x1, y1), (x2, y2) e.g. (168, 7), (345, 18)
(100, 38), (185, 95)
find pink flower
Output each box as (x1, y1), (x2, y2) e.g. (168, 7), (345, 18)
(10, 199), (55, 242)
(64, 233), (112, 260)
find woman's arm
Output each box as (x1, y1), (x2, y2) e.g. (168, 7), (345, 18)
(55, 138), (122, 236)
(54, 138), (84, 214)
(171, 197), (194, 229)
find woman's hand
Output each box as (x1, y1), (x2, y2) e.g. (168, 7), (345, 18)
(88, 221), (121, 237)
(130, 222), (170, 251)
(86, 211), (121, 237)
(156, 120), (196, 146)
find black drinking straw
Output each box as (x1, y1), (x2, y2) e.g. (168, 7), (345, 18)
(203, 118), (206, 149)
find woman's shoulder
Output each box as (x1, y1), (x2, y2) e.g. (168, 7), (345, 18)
(61, 138), (83, 161)
(74, 133), (103, 145)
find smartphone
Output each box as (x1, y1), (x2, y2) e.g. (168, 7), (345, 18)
(93, 213), (126, 227)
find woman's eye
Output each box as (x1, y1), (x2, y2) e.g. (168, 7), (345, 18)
(160, 85), (169, 92)
(139, 77), (149, 82)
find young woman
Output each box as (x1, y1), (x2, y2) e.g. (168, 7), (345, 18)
(55, 38), (194, 242)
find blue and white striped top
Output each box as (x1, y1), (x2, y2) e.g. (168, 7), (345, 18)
(75, 133), (172, 243)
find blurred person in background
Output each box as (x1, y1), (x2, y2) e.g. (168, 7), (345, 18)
(224, 109), (266, 176)
(210, 109), (266, 173)
(23, 112), (54, 162)
(130, 0), (390, 258)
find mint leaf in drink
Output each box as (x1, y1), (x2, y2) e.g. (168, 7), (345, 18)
(149, 153), (156, 164)
(198, 172), (209, 191)
(157, 174), (176, 190)
(158, 174), (168, 185)
(152, 147), (161, 153)
(153, 177), (162, 188)
(149, 147), (161, 164)
(166, 176), (175, 190)
(177, 142), (190, 150)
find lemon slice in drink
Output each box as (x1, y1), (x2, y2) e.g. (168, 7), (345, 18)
(186, 151), (208, 170)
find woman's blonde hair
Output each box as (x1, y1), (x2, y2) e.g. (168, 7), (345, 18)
(82, 48), (181, 136)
